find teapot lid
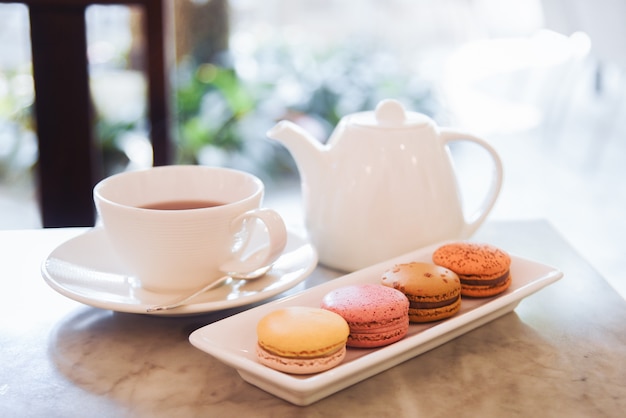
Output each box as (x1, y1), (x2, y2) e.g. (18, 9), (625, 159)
(348, 99), (432, 128)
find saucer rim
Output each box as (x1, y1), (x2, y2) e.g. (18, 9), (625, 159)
(41, 227), (318, 316)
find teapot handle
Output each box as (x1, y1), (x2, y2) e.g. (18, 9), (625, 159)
(439, 128), (503, 238)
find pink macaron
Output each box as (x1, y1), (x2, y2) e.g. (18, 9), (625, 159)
(321, 283), (410, 348)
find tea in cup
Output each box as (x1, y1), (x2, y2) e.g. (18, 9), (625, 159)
(93, 165), (287, 293)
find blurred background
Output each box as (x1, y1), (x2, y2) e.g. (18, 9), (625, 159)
(1, 0), (624, 298)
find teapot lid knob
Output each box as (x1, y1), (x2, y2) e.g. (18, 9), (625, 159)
(375, 99), (406, 126)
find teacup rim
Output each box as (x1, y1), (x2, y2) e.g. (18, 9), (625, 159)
(93, 165), (264, 212)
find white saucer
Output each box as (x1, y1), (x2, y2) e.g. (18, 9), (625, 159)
(42, 227), (318, 316)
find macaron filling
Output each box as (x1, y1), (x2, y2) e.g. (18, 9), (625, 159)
(460, 271), (510, 286)
(258, 342), (345, 359)
(409, 294), (460, 309)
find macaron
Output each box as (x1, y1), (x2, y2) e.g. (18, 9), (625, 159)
(381, 262), (462, 323)
(321, 284), (409, 348)
(256, 306), (349, 374)
(432, 242), (512, 297)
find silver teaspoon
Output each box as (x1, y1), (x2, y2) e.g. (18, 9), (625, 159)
(146, 264), (273, 313)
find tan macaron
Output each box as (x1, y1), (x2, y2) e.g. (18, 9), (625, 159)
(381, 262), (461, 323)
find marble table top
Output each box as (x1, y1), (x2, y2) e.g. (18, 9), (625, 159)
(1, 220), (625, 417)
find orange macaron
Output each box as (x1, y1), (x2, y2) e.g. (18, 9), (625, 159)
(381, 262), (462, 323)
(432, 242), (512, 297)
(256, 307), (350, 374)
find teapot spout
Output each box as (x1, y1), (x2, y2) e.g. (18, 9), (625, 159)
(266, 120), (326, 182)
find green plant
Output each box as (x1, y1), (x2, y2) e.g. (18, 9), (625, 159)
(176, 62), (255, 163)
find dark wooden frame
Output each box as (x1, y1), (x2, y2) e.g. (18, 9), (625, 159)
(1, 0), (172, 227)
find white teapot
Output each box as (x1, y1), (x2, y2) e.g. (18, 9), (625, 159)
(267, 99), (503, 272)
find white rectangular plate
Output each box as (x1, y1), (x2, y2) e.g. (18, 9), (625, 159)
(189, 242), (563, 406)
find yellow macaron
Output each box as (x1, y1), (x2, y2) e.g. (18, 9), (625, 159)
(256, 306), (350, 374)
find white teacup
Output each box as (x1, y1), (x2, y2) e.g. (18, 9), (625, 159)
(93, 165), (287, 293)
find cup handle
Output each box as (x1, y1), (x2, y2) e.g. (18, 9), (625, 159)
(439, 128), (504, 238)
(219, 208), (288, 274)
